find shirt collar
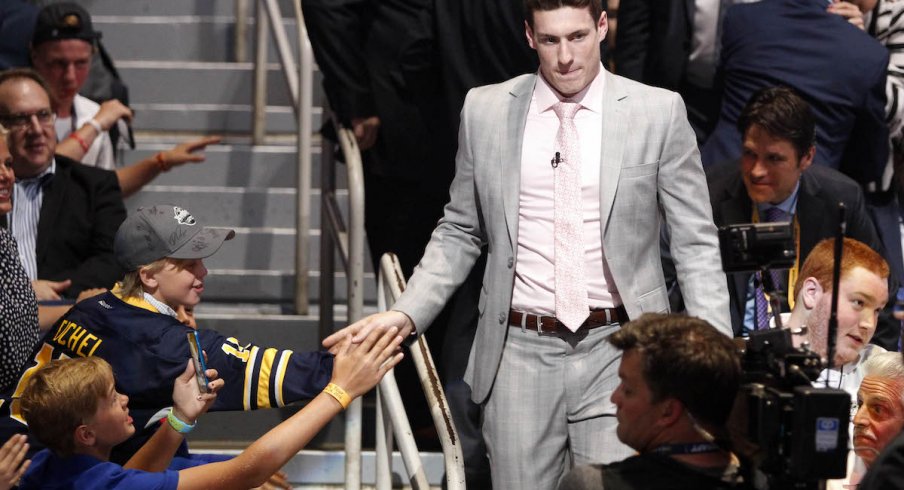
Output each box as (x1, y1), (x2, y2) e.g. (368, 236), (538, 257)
(756, 181), (800, 216)
(142, 291), (179, 318)
(16, 158), (55, 185)
(535, 62), (606, 115)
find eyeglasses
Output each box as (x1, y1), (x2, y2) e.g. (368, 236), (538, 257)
(0, 109), (56, 130)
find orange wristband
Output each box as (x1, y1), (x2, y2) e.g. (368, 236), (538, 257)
(68, 132), (89, 152)
(323, 383), (351, 410)
(154, 152), (172, 172)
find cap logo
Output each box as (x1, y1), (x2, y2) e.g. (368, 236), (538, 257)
(173, 206), (197, 226)
(62, 14), (81, 29)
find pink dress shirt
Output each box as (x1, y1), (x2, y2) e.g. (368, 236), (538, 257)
(510, 65), (621, 316)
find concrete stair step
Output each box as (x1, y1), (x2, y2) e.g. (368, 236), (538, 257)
(124, 185), (346, 229)
(96, 16), (305, 64)
(124, 144), (347, 189)
(202, 269), (377, 304)
(186, 448), (444, 488)
(117, 61), (315, 106)
(82, 0), (298, 17)
(201, 229), (373, 273)
(128, 102), (314, 134)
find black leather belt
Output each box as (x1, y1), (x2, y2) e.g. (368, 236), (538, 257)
(508, 306), (627, 333)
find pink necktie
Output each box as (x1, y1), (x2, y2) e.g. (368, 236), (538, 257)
(552, 101), (589, 331)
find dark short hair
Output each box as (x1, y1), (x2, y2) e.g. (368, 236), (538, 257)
(736, 86), (815, 160)
(524, 0), (603, 28)
(0, 68), (55, 112)
(609, 313), (741, 428)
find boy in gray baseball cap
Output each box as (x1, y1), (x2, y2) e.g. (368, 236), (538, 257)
(114, 204), (234, 316)
(0, 204), (333, 467)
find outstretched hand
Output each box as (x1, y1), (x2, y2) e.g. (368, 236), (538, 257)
(322, 310), (414, 351)
(0, 434), (29, 490)
(172, 358), (223, 425)
(160, 136), (222, 168)
(330, 326), (404, 400)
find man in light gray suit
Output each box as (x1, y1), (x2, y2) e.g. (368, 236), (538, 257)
(324, 0), (731, 488)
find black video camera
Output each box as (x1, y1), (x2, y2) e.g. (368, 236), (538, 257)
(719, 223), (851, 488)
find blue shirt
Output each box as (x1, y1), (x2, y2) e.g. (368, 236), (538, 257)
(20, 450), (180, 490)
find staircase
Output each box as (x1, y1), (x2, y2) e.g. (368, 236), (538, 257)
(77, 0), (434, 486)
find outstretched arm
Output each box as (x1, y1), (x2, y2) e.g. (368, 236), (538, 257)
(116, 136), (222, 197)
(124, 360), (222, 472)
(178, 327), (404, 490)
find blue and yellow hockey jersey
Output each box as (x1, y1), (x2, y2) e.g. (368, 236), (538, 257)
(0, 291), (333, 454)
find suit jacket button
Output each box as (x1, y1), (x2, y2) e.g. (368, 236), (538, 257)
(498, 313), (506, 324)
(507, 257), (514, 268)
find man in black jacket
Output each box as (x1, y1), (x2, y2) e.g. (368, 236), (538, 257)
(0, 68), (124, 299)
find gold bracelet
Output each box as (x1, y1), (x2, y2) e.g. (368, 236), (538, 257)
(323, 383), (351, 410)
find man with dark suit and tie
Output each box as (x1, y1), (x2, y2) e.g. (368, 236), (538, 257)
(0, 68), (125, 299)
(701, 0), (889, 189)
(324, 1), (730, 488)
(702, 86), (888, 343)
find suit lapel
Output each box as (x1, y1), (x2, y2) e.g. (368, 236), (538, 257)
(720, 174), (752, 226)
(503, 75), (535, 249)
(599, 71), (626, 232)
(796, 172), (823, 260)
(36, 158), (67, 264)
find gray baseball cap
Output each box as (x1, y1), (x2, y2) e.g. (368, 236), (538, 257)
(115, 204), (235, 271)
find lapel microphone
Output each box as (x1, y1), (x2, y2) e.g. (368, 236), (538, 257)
(551, 151), (561, 168)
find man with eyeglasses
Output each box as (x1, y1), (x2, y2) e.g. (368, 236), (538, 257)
(0, 67), (125, 300)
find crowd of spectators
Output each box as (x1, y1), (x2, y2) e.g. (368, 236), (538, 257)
(5, 0), (904, 489)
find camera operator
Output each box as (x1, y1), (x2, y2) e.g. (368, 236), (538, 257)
(559, 313), (747, 490)
(785, 237), (890, 400)
(827, 352), (904, 489)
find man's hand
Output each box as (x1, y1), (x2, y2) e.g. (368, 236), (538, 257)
(252, 470), (291, 490)
(92, 99), (134, 131)
(330, 327), (405, 399)
(171, 358), (223, 425)
(158, 136), (222, 169)
(322, 310), (414, 350)
(0, 434), (29, 490)
(827, 1), (866, 30)
(31, 279), (71, 301)
(351, 116), (380, 151)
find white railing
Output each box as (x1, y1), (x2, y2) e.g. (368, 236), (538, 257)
(375, 254), (466, 490)
(249, 0), (312, 315)
(245, 1), (464, 487)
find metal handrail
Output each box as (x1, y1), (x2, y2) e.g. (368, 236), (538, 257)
(247, 2), (464, 487)
(318, 104), (366, 489)
(250, 0), (311, 314)
(376, 254), (466, 490)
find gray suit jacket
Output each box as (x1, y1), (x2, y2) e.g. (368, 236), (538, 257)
(393, 70), (730, 403)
